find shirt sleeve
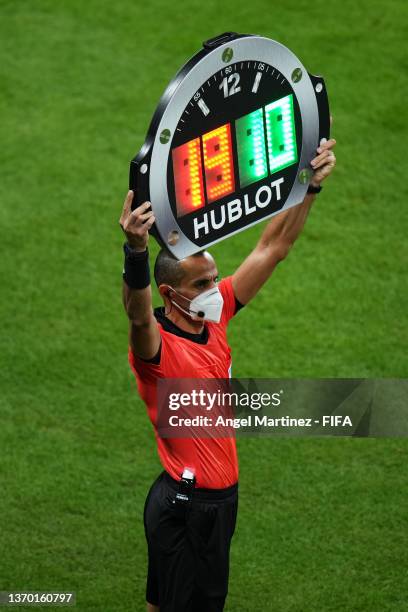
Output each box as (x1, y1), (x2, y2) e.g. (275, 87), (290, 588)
(128, 328), (168, 381)
(218, 275), (240, 326)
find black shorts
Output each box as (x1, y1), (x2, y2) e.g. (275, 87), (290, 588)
(143, 470), (239, 612)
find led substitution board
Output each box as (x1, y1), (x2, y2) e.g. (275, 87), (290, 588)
(130, 32), (330, 259)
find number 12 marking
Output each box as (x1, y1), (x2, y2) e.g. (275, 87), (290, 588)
(219, 73), (241, 98)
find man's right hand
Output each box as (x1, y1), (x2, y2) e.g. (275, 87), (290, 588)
(119, 190), (155, 252)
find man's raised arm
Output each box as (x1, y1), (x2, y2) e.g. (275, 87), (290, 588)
(232, 138), (337, 306)
(119, 190), (161, 360)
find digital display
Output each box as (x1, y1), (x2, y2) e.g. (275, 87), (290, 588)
(165, 58), (305, 248)
(172, 94), (298, 217)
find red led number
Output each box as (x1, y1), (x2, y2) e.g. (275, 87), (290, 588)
(172, 138), (205, 217)
(202, 124), (235, 203)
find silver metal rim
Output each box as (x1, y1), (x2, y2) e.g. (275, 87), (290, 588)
(149, 36), (318, 259)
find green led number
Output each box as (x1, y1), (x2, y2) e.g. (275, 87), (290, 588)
(235, 108), (268, 188)
(265, 94), (297, 173)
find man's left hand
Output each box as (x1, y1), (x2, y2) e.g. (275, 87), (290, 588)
(310, 137), (337, 188)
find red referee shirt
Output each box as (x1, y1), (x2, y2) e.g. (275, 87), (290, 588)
(128, 275), (240, 489)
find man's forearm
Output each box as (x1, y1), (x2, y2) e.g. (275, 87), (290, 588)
(121, 239), (155, 326)
(258, 193), (316, 257)
(122, 282), (154, 327)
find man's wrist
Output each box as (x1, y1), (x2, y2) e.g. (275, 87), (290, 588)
(307, 182), (322, 194)
(125, 241), (148, 254)
(123, 243), (150, 289)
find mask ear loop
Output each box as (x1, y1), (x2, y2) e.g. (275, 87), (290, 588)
(165, 286), (202, 319)
(165, 286), (190, 316)
(164, 288), (173, 316)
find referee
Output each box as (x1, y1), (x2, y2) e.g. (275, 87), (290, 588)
(120, 138), (336, 612)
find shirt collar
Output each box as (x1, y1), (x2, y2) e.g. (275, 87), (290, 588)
(153, 306), (209, 344)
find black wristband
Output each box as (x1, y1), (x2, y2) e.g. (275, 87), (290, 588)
(307, 183), (322, 194)
(123, 243), (150, 289)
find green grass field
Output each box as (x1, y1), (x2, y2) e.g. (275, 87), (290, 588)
(1, 0), (407, 610)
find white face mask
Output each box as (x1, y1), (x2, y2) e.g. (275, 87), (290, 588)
(168, 285), (224, 324)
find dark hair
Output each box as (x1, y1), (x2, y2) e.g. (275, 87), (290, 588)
(154, 248), (205, 288)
